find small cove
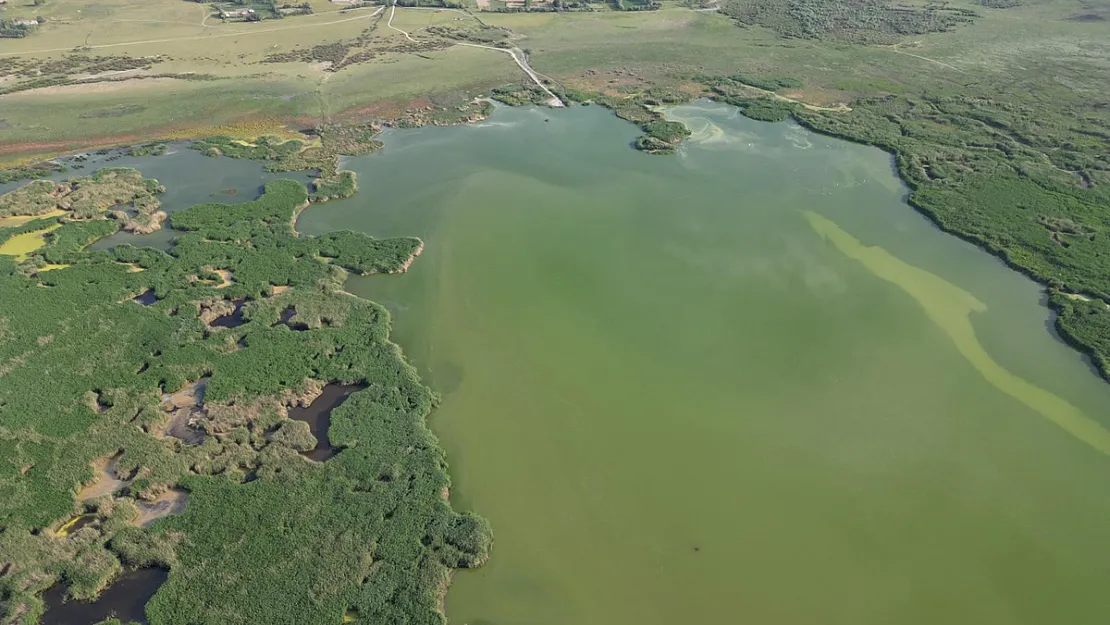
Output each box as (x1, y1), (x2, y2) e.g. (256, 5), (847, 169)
(288, 383), (366, 461)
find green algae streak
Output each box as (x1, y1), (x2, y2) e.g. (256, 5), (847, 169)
(805, 210), (1110, 455)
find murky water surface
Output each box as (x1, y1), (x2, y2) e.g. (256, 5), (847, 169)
(41, 568), (168, 625)
(21, 102), (1110, 625)
(288, 383), (366, 461)
(298, 102), (1110, 625)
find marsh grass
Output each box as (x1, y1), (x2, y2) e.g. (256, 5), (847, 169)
(0, 177), (488, 624)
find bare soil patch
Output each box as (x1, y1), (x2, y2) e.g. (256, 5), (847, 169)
(78, 454), (130, 500)
(133, 488), (188, 526)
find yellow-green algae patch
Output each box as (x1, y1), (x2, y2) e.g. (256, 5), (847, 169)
(805, 210), (1110, 455)
(0, 209), (66, 228)
(54, 514), (92, 537)
(0, 223), (62, 261)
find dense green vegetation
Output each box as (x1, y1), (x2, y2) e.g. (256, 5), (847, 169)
(0, 163), (64, 185)
(727, 74), (802, 92)
(0, 19), (38, 39)
(0, 174), (488, 624)
(192, 136), (306, 166)
(0, 55), (159, 80)
(191, 125), (387, 209)
(0, 54), (165, 97)
(311, 171), (358, 203)
(571, 87), (695, 154)
(490, 84), (554, 107)
(0, 167), (167, 235)
(634, 119), (691, 153)
(721, 0), (978, 43)
(698, 75), (798, 121)
(129, 144), (168, 158)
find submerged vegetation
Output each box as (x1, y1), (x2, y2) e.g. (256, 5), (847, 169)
(682, 63), (1110, 378)
(782, 88), (1110, 379)
(517, 48), (1110, 381)
(0, 173), (489, 623)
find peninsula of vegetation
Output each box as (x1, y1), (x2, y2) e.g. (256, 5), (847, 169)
(0, 170), (491, 624)
(1, 0), (1110, 622)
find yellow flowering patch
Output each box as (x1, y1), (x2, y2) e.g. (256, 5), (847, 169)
(0, 224), (62, 261)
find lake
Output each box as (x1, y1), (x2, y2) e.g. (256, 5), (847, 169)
(294, 102), (1110, 625)
(21, 101), (1110, 625)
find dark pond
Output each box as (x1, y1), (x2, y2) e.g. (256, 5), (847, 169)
(289, 383), (365, 461)
(132, 290), (158, 306)
(210, 300), (246, 328)
(41, 568), (168, 625)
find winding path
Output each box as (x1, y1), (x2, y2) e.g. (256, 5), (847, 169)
(387, 3), (416, 42)
(455, 42), (564, 107)
(883, 43), (967, 74)
(382, 4), (560, 106)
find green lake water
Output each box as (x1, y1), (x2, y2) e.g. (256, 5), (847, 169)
(25, 102), (1107, 625)
(296, 101), (1110, 625)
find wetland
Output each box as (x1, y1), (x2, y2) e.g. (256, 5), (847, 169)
(288, 383), (368, 462)
(40, 568), (168, 625)
(3, 102), (1110, 625)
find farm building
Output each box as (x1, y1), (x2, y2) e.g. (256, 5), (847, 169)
(219, 8), (256, 18)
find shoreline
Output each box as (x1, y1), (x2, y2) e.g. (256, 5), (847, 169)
(1, 165), (490, 624)
(392, 240), (424, 274)
(8, 90), (1109, 388)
